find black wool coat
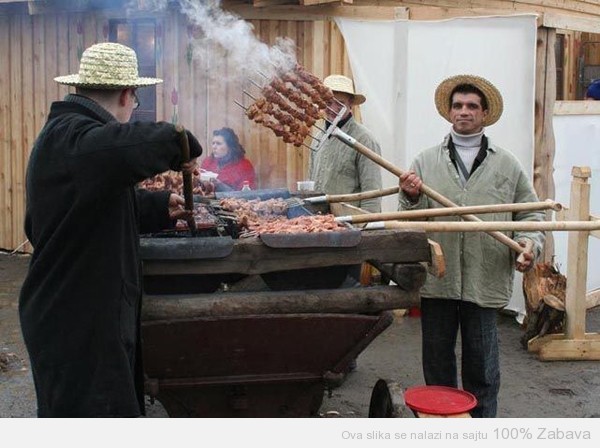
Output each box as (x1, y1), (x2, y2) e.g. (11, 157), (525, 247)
(18, 95), (201, 417)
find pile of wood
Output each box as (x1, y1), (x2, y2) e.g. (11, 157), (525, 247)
(521, 261), (567, 348)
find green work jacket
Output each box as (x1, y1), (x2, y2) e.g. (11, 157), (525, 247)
(399, 134), (545, 308)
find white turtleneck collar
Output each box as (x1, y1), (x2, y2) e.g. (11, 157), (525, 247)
(450, 127), (484, 149)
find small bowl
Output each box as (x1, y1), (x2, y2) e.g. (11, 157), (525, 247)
(200, 171), (219, 182)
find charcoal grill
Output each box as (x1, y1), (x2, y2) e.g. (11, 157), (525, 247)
(141, 189), (357, 293)
(140, 195), (432, 417)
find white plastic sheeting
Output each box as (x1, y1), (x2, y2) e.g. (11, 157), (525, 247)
(553, 114), (600, 292)
(335, 15), (538, 316)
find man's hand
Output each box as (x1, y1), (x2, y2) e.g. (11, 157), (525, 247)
(399, 171), (422, 200)
(515, 239), (535, 272)
(181, 157), (198, 176)
(168, 194), (193, 221)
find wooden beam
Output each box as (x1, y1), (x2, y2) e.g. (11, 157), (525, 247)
(399, 0), (600, 17)
(228, 4), (409, 21)
(561, 31), (581, 100)
(529, 331), (600, 357)
(554, 100), (600, 115)
(142, 229), (430, 276)
(300, 0), (340, 6)
(406, 5), (540, 21)
(142, 284), (421, 320)
(543, 12), (600, 34)
(534, 27), (557, 262)
(538, 335), (600, 361)
(565, 166), (591, 340)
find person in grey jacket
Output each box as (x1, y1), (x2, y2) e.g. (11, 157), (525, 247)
(19, 42), (203, 417)
(398, 74), (544, 417)
(309, 74), (382, 213)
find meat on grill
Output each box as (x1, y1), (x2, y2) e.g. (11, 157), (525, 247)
(244, 64), (333, 147)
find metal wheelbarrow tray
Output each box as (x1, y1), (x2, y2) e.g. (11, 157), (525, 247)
(142, 284), (424, 418)
(142, 312), (390, 417)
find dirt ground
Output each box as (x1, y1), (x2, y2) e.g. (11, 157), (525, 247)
(1, 251), (599, 418)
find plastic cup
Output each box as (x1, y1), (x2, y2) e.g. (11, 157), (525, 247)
(297, 180), (315, 192)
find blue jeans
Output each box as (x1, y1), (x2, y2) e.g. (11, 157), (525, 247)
(420, 297), (500, 418)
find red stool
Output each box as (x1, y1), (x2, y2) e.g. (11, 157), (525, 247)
(404, 385), (477, 418)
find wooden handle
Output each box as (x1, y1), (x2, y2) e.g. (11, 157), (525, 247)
(175, 125), (196, 233)
(326, 186), (400, 203)
(343, 200), (562, 224)
(331, 128), (524, 254)
(377, 220), (600, 232)
(516, 239), (534, 265)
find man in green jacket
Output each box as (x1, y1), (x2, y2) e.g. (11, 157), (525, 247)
(309, 74), (382, 213)
(399, 75), (544, 417)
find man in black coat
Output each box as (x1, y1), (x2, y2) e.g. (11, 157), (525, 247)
(18, 42), (203, 417)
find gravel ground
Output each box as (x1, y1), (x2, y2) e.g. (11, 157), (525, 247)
(1, 251), (599, 418)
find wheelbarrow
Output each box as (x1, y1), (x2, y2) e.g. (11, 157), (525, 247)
(141, 282), (424, 417)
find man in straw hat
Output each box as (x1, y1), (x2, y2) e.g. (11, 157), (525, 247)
(309, 74), (382, 213)
(19, 42), (203, 417)
(309, 74), (383, 374)
(398, 75), (545, 417)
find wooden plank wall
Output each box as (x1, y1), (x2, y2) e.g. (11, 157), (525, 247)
(0, 8), (350, 251)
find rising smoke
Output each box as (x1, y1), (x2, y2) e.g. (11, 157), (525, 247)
(135, 0), (297, 80)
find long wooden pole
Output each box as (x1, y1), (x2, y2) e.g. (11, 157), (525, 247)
(175, 125), (197, 235)
(365, 220), (600, 232)
(332, 127), (526, 255)
(306, 186), (400, 204)
(142, 285), (421, 320)
(338, 199), (562, 223)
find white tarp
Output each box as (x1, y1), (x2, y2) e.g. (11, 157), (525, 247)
(553, 114), (600, 291)
(335, 15), (538, 316)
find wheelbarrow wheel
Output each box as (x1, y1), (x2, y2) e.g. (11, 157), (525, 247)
(368, 379), (412, 418)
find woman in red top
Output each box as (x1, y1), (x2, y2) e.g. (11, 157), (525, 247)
(200, 127), (257, 191)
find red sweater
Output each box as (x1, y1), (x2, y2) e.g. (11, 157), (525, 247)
(200, 156), (257, 191)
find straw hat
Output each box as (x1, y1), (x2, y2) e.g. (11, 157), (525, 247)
(434, 74), (503, 126)
(323, 75), (366, 105)
(54, 42), (162, 89)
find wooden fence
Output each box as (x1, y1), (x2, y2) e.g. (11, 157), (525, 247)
(0, 7), (352, 251)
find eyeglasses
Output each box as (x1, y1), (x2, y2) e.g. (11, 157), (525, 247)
(132, 90), (140, 110)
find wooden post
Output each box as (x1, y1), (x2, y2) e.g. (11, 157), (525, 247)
(565, 166), (591, 339)
(534, 26), (557, 262)
(530, 166), (600, 361)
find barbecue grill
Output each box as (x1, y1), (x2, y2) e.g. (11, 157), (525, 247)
(139, 66), (435, 418)
(140, 188), (432, 417)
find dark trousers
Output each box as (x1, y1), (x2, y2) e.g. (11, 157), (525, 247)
(420, 297), (500, 418)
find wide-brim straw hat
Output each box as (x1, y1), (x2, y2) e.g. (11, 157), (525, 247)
(54, 42), (162, 89)
(324, 74), (366, 106)
(434, 74), (503, 127)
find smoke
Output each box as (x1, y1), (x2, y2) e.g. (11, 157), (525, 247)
(135, 0), (297, 80)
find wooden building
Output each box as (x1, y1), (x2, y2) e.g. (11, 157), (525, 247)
(1, 0), (600, 252)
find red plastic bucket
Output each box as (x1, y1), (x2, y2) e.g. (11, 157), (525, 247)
(404, 385), (477, 415)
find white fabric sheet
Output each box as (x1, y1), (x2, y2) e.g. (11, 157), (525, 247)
(335, 15), (538, 316)
(553, 114), (600, 292)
